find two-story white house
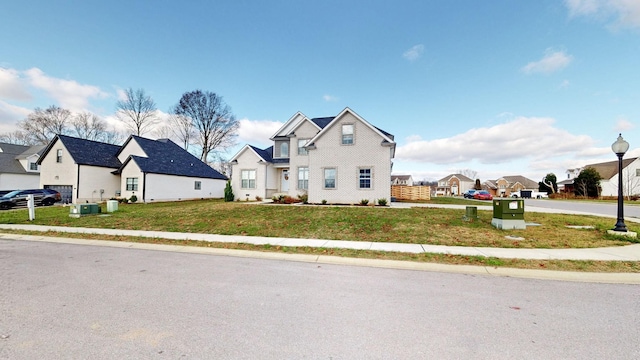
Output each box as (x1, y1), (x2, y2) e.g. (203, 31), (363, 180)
(230, 107), (395, 204)
(37, 134), (228, 203)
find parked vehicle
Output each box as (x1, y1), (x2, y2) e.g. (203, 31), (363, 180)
(511, 190), (548, 199)
(473, 190), (493, 200)
(0, 189), (62, 210)
(463, 189), (478, 199)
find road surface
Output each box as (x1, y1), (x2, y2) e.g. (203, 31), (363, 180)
(1, 239), (639, 359)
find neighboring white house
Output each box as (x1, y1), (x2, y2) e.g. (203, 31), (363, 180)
(435, 174), (475, 196)
(391, 175), (414, 186)
(38, 134), (227, 203)
(230, 107), (395, 204)
(570, 157), (640, 197)
(0, 143), (44, 191)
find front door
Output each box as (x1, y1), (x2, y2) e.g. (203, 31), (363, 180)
(281, 169), (289, 192)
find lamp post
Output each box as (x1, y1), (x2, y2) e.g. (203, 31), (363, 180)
(611, 133), (629, 232)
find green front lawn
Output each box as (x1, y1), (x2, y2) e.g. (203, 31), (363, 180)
(1, 199), (637, 249)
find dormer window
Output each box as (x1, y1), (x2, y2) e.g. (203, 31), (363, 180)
(280, 142), (289, 157)
(29, 162), (38, 171)
(342, 124), (354, 145)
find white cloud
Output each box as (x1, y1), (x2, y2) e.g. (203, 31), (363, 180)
(522, 50), (573, 75)
(237, 118), (283, 147)
(0, 68), (32, 101)
(402, 44), (425, 62)
(0, 100), (31, 132)
(614, 116), (634, 132)
(395, 116), (595, 165)
(565, 0), (640, 29)
(24, 67), (108, 111)
(323, 94), (338, 102)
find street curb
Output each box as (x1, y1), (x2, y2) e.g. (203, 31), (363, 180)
(2, 233), (639, 285)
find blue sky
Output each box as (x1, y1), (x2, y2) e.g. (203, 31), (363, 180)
(1, 0), (639, 183)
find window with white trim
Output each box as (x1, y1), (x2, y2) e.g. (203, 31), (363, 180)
(126, 177), (138, 191)
(359, 168), (372, 189)
(298, 139), (308, 155)
(324, 168), (336, 189)
(636, 169), (640, 177)
(280, 142), (289, 157)
(29, 162), (38, 171)
(194, 181), (201, 190)
(298, 167), (309, 190)
(342, 124), (354, 145)
(56, 149), (62, 163)
(241, 170), (256, 189)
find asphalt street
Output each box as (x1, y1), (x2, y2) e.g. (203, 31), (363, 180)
(1, 239), (639, 359)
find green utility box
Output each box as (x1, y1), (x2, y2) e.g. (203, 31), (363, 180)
(491, 199), (525, 230)
(69, 203), (101, 218)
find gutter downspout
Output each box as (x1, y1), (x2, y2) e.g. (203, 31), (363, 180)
(142, 173), (146, 203)
(76, 164), (80, 203)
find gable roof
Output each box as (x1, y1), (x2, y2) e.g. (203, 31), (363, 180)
(490, 175), (539, 189)
(306, 107), (395, 148)
(0, 143), (45, 176)
(114, 136), (227, 179)
(582, 157), (638, 180)
(437, 173), (474, 182)
(0, 143), (30, 155)
(37, 135), (122, 168)
(391, 175), (413, 181)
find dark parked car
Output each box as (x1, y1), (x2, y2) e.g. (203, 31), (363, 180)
(463, 189), (477, 199)
(0, 189), (62, 210)
(473, 190), (493, 201)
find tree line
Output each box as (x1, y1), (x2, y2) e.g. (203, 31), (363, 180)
(0, 88), (239, 164)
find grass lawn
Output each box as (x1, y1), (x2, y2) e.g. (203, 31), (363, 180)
(0, 199), (637, 249)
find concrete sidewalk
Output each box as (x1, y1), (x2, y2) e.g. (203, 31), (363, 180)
(2, 223), (640, 261)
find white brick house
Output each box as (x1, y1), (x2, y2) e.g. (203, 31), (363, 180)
(230, 107), (395, 204)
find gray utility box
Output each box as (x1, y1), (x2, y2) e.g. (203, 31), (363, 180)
(69, 203), (101, 218)
(491, 199), (526, 230)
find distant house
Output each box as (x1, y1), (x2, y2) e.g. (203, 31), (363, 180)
(391, 175), (413, 186)
(435, 174), (474, 196)
(37, 134), (227, 203)
(230, 107), (395, 204)
(483, 175), (539, 197)
(566, 157), (640, 197)
(0, 143), (45, 191)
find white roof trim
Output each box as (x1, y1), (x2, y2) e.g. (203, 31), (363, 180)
(306, 107), (395, 146)
(229, 144), (267, 163)
(270, 112), (310, 140)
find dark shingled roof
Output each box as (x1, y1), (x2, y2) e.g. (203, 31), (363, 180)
(43, 135), (122, 168)
(310, 117), (334, 129)
(118, 136), (227, 180)
(249, 145), (273, 162)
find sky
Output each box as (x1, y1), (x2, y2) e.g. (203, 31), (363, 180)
(1, 0), (640, 183)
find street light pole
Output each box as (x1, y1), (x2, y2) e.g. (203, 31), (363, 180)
(611, 134), (629, 232)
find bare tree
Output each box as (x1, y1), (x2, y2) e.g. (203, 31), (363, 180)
(457, 169), (478, 180)
(172, 90), (238, 162)
(0, 131), (33, 145)
(169, 113), (196, 151)
(17, 105), (72, 144)
(71, 112), (108, 141)
(115, 88), (158, 136)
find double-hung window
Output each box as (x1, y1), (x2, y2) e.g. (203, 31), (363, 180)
(280, 142), (289, 157)
(241, 170), (256, 189)
(342, 124), (354, 145)
(324, 168), (336, 189)
(298, 167), (309, 190)
(298, 139), (308, 155)
(194, 181), (201, 190)
(126, 177), (138, 191)
(29, 162), (38, 171)
(359, 168), (372, 189)
(56, 149), (62, 163)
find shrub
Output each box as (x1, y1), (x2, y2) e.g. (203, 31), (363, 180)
(377, 198), (388, 206)
(321, 199), (327, 205)
(298, 193), (308, 204)
(255, 196), (263, 202)
(129, 194), (138, 203)
(360, 199), (369, 206)
(224, 181), (234, 202)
